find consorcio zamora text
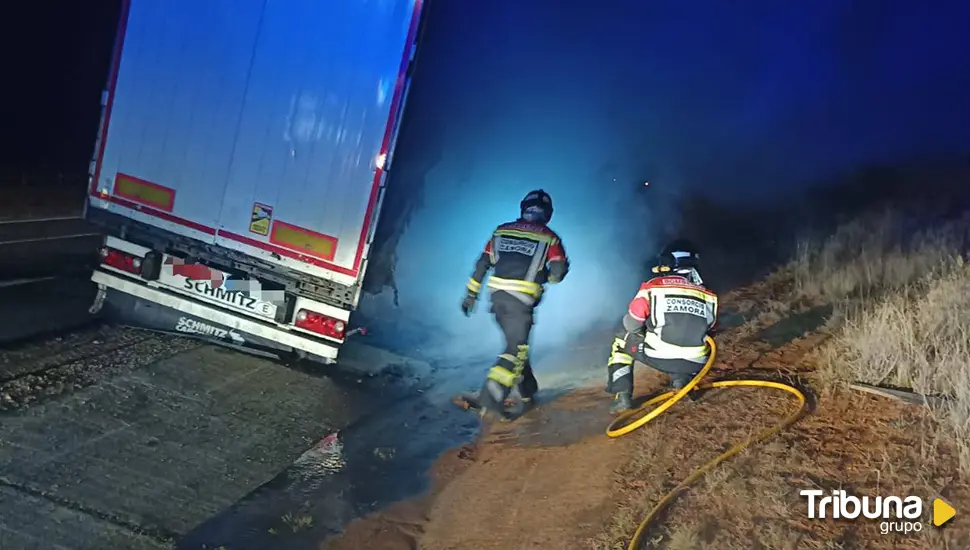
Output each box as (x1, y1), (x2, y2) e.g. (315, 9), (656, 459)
(801, 490), (925, 535)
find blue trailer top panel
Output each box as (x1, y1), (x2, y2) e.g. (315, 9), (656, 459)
(89, 0), (423, 286)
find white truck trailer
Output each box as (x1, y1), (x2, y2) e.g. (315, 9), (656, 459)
(84, 0), (426, 363)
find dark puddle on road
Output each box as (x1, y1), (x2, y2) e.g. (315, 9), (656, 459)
(175, 353), (605, 550)
(172, 319), (626, 550)
(176, 358), (484, 550)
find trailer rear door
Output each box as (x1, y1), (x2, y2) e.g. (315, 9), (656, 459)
(90, 0), (423, 288)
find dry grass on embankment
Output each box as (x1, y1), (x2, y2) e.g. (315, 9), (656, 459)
(790, 209), (970, 471)
(590, 210), (970, 549)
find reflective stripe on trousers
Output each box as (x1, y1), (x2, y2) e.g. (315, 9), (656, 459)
(641, 331), (710, 363)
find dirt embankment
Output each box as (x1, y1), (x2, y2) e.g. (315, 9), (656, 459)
(322, 255), (970, 550)
(324, 388), (628, 549)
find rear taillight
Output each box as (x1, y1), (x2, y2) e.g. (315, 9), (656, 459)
(100, 246), (142, 275)
(294, 309), (346, 340)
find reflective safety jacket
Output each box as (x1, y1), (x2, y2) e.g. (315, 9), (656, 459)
(466, 219), (569, 307)
(625, 274), (718, 362)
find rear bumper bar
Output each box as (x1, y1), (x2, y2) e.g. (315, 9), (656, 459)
(91, 269), (339, 362)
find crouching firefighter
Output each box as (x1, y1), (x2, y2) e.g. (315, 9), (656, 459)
(606, 240), (718, 414)
(461, 189), (570, 420)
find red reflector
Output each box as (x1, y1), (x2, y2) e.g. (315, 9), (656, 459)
(100, 247), (142, 275)
(294, 309), (346, 340)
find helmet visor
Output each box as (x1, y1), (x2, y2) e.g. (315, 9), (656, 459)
(522, 205), (548, 222)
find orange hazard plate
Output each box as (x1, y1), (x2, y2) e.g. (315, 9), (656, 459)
(114, 173), (175, 212)
(269, 221), (338, 261)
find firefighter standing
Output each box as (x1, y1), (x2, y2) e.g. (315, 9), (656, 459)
(606, 240), (718, 414)
(461, 189), (570, 420)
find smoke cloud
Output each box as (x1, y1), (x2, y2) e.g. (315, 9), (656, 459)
(358, 141), (667, 371)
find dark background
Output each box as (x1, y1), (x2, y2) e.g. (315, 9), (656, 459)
(1, 0), (969, 337)
(0, 2), (119, 171)
(3, 1), (969, 191)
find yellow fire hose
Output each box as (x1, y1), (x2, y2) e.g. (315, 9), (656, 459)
(606, 336), (808, 550)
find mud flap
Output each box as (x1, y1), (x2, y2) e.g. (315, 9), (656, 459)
(89, 283), (107, 315)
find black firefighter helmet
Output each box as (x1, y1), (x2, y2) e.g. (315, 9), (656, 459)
(520, 189), (553, 224)
(652, 239), (703, 283)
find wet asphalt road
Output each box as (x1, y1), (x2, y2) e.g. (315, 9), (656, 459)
(0, 217), (604, 550)
(175, 326), (613, 549)
(0, 272), (485, 550)
(176, 365), (481, 550)
(0, 344), (377, 550)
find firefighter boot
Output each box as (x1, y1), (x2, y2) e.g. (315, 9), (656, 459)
(671, 373), (701, 402)
(501, 394), (535, 421)
(477, 379), (513, 422)
(610, 392), (634, 415)
(514, 365), (538, 416)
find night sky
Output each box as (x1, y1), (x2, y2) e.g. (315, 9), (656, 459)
(394, 0), (970, 202)
(0, 1), (120, 171)
(2, 0), (969, 358)
(3, 1), (969, 192)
